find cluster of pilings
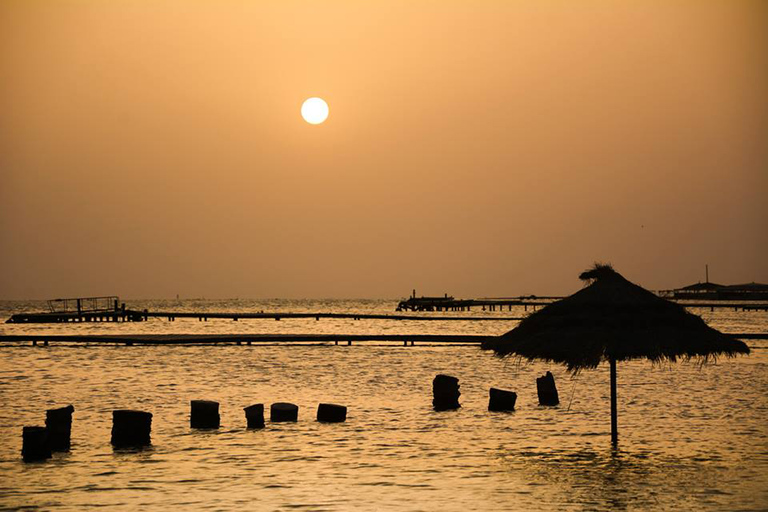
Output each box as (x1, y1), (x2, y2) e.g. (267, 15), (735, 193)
(432, 371), (560, 412)
(21, 405), (74, 462)
(186, 400), (347, 428)
(21, 400), (348, 461)
(23, 376), (560, 461)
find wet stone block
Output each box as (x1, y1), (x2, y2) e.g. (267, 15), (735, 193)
(244, 404), (265, 429)
(488, 388), (517, 412)
(111, 410), (152, 448)
(191, 400), (220, 429)
(22, 426), (51, 462)
(317, 403), (347, 423)
(433, 374), (461, 411)
(270, 402), (298, 422)
(46, 404), (74, 451)
(537, 371), (560, 406)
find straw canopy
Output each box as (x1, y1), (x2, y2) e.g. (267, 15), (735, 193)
(482, 264), (749, 371)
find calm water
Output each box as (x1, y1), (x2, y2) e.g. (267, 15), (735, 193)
(1, 300), (766, 511)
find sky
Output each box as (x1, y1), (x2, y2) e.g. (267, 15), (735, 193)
(1, 0), (766, 299)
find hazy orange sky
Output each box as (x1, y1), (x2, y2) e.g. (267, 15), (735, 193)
(1, 1), (766, 299)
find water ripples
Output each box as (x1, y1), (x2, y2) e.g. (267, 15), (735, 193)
(0, 301), (766, 510)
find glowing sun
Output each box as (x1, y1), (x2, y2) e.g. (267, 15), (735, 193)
(301, 97), (329, 125)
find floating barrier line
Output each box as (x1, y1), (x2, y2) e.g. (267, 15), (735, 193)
(0, 333), (764, 346)
(5, 310), (523, 324)
(0, 333), (498, 345)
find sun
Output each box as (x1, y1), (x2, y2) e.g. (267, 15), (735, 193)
(301, 97), (329, 125)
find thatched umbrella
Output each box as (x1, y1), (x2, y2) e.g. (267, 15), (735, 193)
(482, 264), (749, 445)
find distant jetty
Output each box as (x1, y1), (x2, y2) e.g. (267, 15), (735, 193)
(5, 296), (146, 323)
(394, 289), (768, 312)
(6, 291), (768, 325)
(658, 265), (768, 301)
(5, 295), (523, 324)
(395, 290), (559, 312)
(1, 333), (764, 347)
(659, 281), (768, 301)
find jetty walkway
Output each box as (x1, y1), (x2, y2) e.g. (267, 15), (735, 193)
(5, 310), (523, 324)
(6, 293), (766, 325)
(396, 294), (768, 312)
(0, 333), (765, 347)
(8, 303), (765, 325)
(0, 333), (496, 346)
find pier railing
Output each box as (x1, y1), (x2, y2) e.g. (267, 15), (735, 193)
(48, 296), (119, 314)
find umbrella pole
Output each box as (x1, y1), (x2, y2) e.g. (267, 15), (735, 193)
(610, 357), (618, 446)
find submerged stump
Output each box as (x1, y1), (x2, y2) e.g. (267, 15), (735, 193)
(488, 388), (517, 411)
(270, 402), (298, 422)
(111, 410), (152, 448)
(22, 426), (51, 462)
(433, 374), (461, 411)
(191, 400), (220, 429)
(244, 404), (265, 429)
(537, 371), (560, 406)
(317, 403), (347, 423)
(45, 405), (74, 451)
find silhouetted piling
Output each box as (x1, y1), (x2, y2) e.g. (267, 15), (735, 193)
(111, 410), (152, 448)
(488, 388), (517, 411)
(433, 374), (461, 410)
(22, 426), (51, 462)
(317, 403), (347, 423)
(270, 402), (298, 422)
(536, 371), (559, 406)
(45, 404), (74, 451)
(244, 404), (265, 429)
(191, 400), (220, 428)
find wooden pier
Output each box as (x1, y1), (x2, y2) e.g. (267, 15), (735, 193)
(395, 293), (559, 312)
(5, 295), (145, 323)
(395, 293), (768, 313)
(5, 292), (766, 325)
(0, 333), (497, 346)
(6, 310), (523, 324)
(0, 332), (765, 347)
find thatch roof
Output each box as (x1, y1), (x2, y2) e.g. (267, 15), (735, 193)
(482, 264), (749, 371)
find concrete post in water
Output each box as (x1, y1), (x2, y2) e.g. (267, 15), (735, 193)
(244, 404), (265, 429)
(45, 405), (74, 451)
(270, 402), (299, 422)
(488, 388), (517, 411)
(22, 426), (51, 462)
(536, 371), (559, 406)
(111, 410), (152, 448)
(191, 400), (220, 428)
(317, 403), (347, 423)
(433, 374), (461, 410)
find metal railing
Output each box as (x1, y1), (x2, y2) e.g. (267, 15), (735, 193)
(48, 296), (119, 314)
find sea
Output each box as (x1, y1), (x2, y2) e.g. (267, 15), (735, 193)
(0, 299), (766, 511)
